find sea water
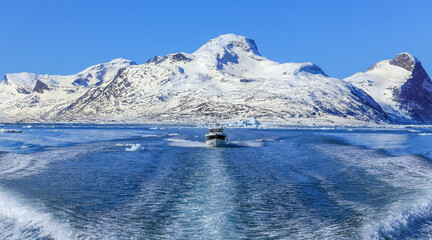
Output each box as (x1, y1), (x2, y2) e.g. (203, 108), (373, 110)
(0, 124), (432, 239)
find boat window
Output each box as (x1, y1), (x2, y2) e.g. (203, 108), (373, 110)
(208, 127), (224, 133)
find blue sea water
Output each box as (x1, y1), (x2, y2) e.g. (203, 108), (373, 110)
(1, 124), (432, 239)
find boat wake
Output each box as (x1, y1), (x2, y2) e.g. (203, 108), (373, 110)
(0, 186), (75, 240)
(228, 140), (264, 148)
(115, 143), (145, 151)
(361, 196), (432, 239)
(166, 138), (264, 148)
(0, 143), (107, 180)
(314, 142), (432, 239)
(166, 139), (207, 148)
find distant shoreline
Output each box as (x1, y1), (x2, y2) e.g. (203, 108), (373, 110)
(1, 122), (432, 129)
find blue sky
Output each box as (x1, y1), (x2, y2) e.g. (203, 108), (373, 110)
(0, 0), (431, 79)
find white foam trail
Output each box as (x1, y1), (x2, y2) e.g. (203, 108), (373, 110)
(229, 140), (264, 147)
(418, 133), (432, 136)
(316, 144), (432, 188)
(162, 150), (238, 238)
(0, 128), (149, 150)
(315, 144), (432, 238)
(0, 186), (74, 240)
(407, 129), (421, 132)
(125, 143), (143, 151)
(166, 139), (207, 148)
(141, 134), (161, 138)
(0, 143), (105, 180)
(361, 196), (432, 239)
(0, 129), (23, 133)
(166, 138), (264, 148)
(0, 153), (49, 179)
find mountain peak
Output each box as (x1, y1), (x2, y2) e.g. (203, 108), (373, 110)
(108, 58), (137, 65)
(2, 72), (38, 89)
(194, 34), (260, 56)
(78, 58), (136, 76)
(389, 52), (419, 72)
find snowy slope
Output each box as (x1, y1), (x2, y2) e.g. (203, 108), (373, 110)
(49, 34), (387, 125)
(345, 53), (432, 123)
(0, 58), (136, 122)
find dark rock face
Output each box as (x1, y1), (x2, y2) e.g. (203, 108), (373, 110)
(368, 53), (418, 72)
(245, 38), (259, 55)
(382, 53), (432, 122)
(32, 80), (49, 93)
(216, 50), (239, 70)
(362, 53), (432, 123)
(146, 56), (163, 64)
(225, 38), (260, 56)
(73, 78), (89, 86)
(171, 53), (190, 62)
(389, 53), (417, 71)
(147, 53), (191, 65)
(56, 67), (133, 118)
(17, 88), (31, 94)
(240, 79), (254, 83)
(299, 64), (328, 76)
(399, 61), (432, 122)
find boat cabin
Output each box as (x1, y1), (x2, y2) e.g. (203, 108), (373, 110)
(208, 127), (224, 133)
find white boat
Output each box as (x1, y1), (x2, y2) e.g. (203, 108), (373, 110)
(205, 125), (228, 147)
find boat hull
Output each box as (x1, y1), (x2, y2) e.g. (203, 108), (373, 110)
(205, 138), (227, 147)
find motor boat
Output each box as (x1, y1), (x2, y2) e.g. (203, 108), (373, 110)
(205, 124), (228, 147)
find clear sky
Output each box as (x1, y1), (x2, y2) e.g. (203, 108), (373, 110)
(0, 0), (431, 79)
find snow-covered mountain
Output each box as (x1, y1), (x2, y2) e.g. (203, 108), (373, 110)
(50, 34), (387, 125)
(345, 52), (432, 123)
(2, 34), (429, 125)
(0, 58), (136, 122)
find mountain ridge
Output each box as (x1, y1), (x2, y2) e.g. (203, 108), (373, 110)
(0, 34), (429, 125)
(345, 52), (432, 123)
